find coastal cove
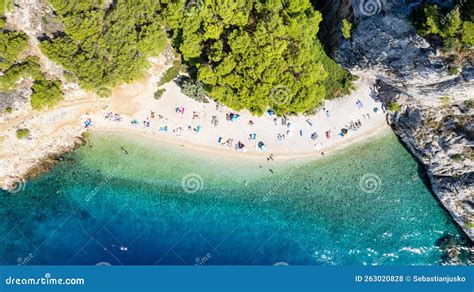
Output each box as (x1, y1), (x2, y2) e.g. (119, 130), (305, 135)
(0, 74), (388, 190)
(0, 130), (471, 265)
(0, 0), (472, 280)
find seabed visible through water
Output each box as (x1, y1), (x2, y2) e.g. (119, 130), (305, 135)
(0, 131), (471, 265)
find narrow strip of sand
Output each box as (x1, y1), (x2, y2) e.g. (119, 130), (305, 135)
(93, 117), (391, 161)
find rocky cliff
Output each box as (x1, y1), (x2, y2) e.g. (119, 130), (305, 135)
(333, 0), (473, 242)
(314, 0), (354, 54)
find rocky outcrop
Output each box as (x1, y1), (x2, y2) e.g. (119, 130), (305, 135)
(377, 80), (473, 241)
(1, 133), (87, 192)
(335, 0), (473, 241)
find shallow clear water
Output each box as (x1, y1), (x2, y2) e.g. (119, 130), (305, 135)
(0, 131), (469, 265)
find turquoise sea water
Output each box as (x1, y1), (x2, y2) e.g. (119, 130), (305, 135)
(0, 131), (470, 265)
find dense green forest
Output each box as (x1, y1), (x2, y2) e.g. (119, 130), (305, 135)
(0, 31), (28, 70)
(160, 0), (352, 115)
(0, 56), (41, 91)
(39, 0), (352, 115)
(40, 0), (168, 95)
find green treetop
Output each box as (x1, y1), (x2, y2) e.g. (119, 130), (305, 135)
(40, 0), (168, 95)
(0, 56), (42, 91)
(30, 79), (64, 110)
(341, 19), (353, 39)
(35, 0), (352, 115)
(0, 31), (28, 70)
(461, 21), (474, 46)
(414, 4), (473, 48)
(161, 0), (345, 115)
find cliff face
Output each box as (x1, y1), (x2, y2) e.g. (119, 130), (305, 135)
(333, 0), (473, 243)
(314, 0), (354, 54)
(377, 80), (473, 241)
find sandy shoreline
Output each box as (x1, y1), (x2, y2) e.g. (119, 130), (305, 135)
(92, 121), (391, 162)
(0, 55), (390, 190)
(87, 74), (389, 157)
